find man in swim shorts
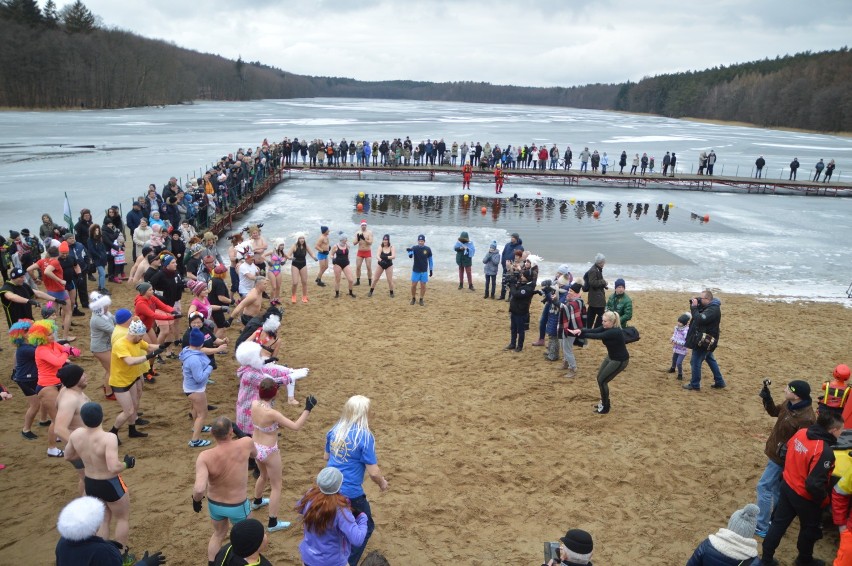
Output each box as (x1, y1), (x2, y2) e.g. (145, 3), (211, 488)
(64, 402), (137, 556)
(193, 416), (259, 566)
(353, 220), (374, 287)
(230, 277), (268, 327)
(314, 226), (330, 287)
(407, 234), (433, 306)
(54, 364), (91, 496)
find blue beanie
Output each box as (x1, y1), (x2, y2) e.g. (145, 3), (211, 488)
(114, 309), (132, 324)
(189, 328), (205, 347)
(614, 278), (626, 289)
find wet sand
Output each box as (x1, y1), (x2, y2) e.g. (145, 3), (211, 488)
(0, 279), (850, 564)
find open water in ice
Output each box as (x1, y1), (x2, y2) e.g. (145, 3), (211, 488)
(0, 99), (849, 302)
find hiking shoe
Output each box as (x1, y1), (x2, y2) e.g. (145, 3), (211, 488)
(21, 430), (38, 440)
(316, 279), (326, 287)
(667, 367), (676, 373)
(188, 439), (211, 448)
(410, 298), (416, 305)
(419, 298), (424, 306)
(251, 497), (270, 510)
(268, 520), (291, 532)
(72, 309), (86, 317)
(128, 429), (148, 438)
(711, 383), (727, 389)
(682, 384), (700, 391)
(458, 283), (463, 289)
(593, 402), (610, 414)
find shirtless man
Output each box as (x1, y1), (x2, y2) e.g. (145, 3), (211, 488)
(55, 364), (91, 495)
(230, 277), (268, 326)
(353, 220), (374, 287)
(314, 226), (330, 287)
(193, 416), (258, 565)
(64, 402), (136, 553)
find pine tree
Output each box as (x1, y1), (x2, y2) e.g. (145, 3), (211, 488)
(43, 0), (58, 28)
(0, 0), (43, 26)
(60, 0), (96, 33)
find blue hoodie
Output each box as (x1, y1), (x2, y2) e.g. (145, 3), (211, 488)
(298, 501), (368, 566)
(180, 347), (212, 393)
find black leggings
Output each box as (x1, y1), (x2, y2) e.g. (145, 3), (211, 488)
(596, 357), (629, 407)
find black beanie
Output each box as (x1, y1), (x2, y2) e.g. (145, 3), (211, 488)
(80, 402), (104, 428)
(230, 518), (264, 557)
(57, 364), (85, 388)
(560, 529), (593, 554)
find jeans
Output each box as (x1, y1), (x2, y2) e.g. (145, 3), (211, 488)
(96, 265), (106, 290)
(348, 495), (374, 566)
(689, 349), (725, 389)
(755, 459), (783, 532)
(484, 274), (496, 297)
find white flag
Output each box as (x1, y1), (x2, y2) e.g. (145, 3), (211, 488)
(63, 193), (73, 230)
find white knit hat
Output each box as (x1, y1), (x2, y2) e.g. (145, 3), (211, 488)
(57, 496), (105, 541)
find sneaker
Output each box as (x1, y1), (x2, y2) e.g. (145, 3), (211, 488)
(419, 298), (424, 306)
(134, 418), (150, 426)
(711, 383), (727, 389)
(200, 425), (212, 433)
(38, 419), (52, 427)
(682, 384), (700, 391)
(531, 339), (545, 347)
(564, 369), (576, 379)
(188, 439), (211, 448)
(754, 528), (767, 538)
(128, 429), (148, 438)
(250, 497), (270, 510)
(72, 309), (86, 317)
(268, 520), (291, 532)
(410, 298), (416, 305)
(593, 402), (610, 414)
(144, 374), (156, 384)
(21, 430), (38, 440)
(291, 295), (297, 304)
(47, 447), (64, 457)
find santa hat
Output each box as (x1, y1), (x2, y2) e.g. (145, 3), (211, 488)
(57, 497), (105, 541)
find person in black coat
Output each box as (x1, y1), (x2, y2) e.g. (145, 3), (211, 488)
(569, 310), (629, 414)
(505, 269), (537, 352)
(683, 289), (726, 391)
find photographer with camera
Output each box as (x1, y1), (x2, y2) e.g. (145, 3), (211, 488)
(498, 232), (523, 301)
(683, 289), (726, 391)
(504, 268), (537, 352)
(753, 379), (815, 538)
(542, 529), (594, 566)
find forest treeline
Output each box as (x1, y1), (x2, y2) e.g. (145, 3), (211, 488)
(1, 0), (849, 132)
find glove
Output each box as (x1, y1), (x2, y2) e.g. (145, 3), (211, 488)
(226, 317), (234, 326)
(171, 313), (182, 319)
(759, 385), (771, 400)
(429, 270), (433, 277)
(304, 395), (318, 412)
(145, 347), (165, 360)
(263, 357), (278, 365)
(192, 497), (202, 513)
(69, 346), (81, 357)
(123, 454), (136, 469)
(221, 306), (230, 313)
(28, 299), (41, 307)
(137, 550), (166, 565)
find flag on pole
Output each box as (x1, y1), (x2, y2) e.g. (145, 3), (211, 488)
(63, 192), (73, 231)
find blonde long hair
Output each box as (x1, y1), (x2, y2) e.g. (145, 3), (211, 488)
(329, 395), (373, 459)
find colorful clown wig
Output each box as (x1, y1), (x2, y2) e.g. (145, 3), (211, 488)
(27, 319), (56, 346)
(9, 318), (34, 346)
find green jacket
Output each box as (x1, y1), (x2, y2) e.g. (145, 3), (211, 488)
(606, 292), (633, 327)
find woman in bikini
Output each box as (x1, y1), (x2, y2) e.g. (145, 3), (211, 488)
(263, 239), (289, 301)
(288, 233), (317, 304)
(368, 234), (396, 298)
(250, 378), (316, 533)
(330, 233), (355, 299)
(247, 225), (269, 277)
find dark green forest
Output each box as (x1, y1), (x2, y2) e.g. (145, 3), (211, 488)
(1, 0), (849, 132)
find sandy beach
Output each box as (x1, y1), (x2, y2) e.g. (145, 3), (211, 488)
(0, 278), (850, 565)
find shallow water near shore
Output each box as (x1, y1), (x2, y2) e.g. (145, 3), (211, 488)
(0, 98), (850, 301)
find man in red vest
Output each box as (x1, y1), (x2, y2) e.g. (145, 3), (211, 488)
(755, 411), (843, 566)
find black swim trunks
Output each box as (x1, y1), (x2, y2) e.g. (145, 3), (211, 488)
(85, 475), (127, 502)
(16, 379), (38, 397)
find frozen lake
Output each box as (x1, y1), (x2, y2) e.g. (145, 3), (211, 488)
(0, 99), (849, 301)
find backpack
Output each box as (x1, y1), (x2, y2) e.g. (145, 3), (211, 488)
(582, 269), (591, 292)
(622, 326), (640, 343)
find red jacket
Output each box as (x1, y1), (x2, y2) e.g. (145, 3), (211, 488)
(134, 294), (175, 330)
(783, 425), (837, 504)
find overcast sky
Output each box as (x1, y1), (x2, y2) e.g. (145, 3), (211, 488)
(75, 0), (850, 88)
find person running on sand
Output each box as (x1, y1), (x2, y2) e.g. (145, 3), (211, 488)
(250, 378), (317, 533)
(288, 233), (317, 304)
(64, 402), (137, 558)
(314, 226), (331, 287)
(353, 220), (374, 287)
(192, 416), (258, 565)
(330, 233), (356, 299)
(369, 234), (396, 298)
(54, 364), (91, 495)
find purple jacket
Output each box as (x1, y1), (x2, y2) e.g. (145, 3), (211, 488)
(298, 503), (368, 566)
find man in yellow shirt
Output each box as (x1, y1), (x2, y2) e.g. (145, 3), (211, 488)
(108, 318), (163, 442)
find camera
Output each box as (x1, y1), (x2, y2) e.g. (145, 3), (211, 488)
(763, 378), (772, 387)
(543, 541), (560, 562)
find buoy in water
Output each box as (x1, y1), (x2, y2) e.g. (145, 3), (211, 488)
(593, 210), (600, 219)
(536, 191), (541, 196)
(463, 194), (469, 201)
(569, 198), (576, 205)
(358, 191), (365, 198)
(703, 214), (710, 222)
(668, 202), (675, 208)
(481, 206), (487, 214)
(356, 203), (363, 212)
